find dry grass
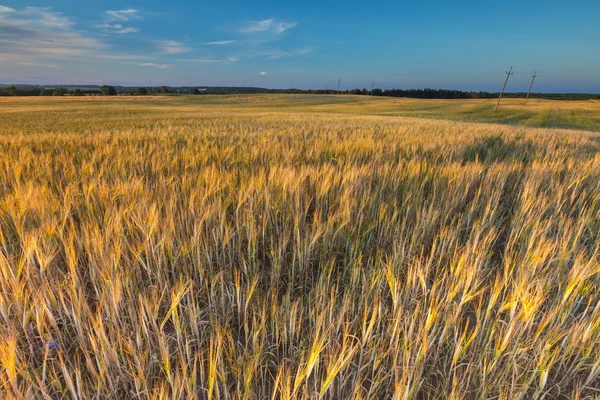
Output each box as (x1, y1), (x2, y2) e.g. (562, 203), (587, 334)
(1, 96), (600, 399)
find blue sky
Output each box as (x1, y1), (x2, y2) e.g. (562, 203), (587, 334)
(0, 1), (599, 92)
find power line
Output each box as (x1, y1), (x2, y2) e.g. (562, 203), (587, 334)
(524, 71), (538, 106)
(494, 66), (514, 113)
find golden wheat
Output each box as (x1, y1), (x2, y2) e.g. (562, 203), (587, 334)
(0, 95), (599, 399)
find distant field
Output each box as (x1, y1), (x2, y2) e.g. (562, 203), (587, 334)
(1, 95), (600, 398)
(1, 94), (600, 132)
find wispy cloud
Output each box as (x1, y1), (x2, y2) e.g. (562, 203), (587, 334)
(221, 18), (308, 62)
(257, 47), (313, 59)
(261, 50), (290, 59)
(260, 71), (267, 76)
(0, 6), (105, 61)
(19, 61), (57, 68)
(181, 58), (224, 64)
(115, 26), (139, 34)
(123, 62), (169, 69)
(105, 9), (141, 22)
(295, 47), (312, 56)
(214, 46), (311, 63)
(240, 19), (297, 35)
(0, 6), (152, 68)
(156, 40), (189, 54)
(0, 6), (311, 82)
(180, 57), (241, 65)
(99, 9), (141, 34)
(88, 54), (146, 61)
(18, 6), (73, 29)
(95, 23), (139, 34)
(206, 40), (237, 45)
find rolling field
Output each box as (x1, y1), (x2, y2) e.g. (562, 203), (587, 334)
(1, 95), (600, 399)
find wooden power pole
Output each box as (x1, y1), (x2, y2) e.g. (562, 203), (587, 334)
(371, 82), (374, 95)
(524, 71), (537, 106)
(494, 66), (514, 113)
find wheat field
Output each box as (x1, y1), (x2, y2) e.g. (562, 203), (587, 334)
(1, 95), (600, 399)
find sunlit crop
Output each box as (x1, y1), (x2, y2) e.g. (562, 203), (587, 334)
(1, 95), (599, 398)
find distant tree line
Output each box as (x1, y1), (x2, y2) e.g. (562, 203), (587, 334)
(371, 88), (493, 99)
(2, 84), (600, 100)
(0, 85), (100, 97)
(363, 88), (600, 100)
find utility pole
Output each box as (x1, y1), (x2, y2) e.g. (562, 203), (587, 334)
(524, 71), (537, 106)
(371, 82), (374, 95)
(494, 66), (514, 113)
(337, 78), (341, 94)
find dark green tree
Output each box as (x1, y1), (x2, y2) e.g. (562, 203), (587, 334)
(7, 86), (17, 96)
(188, 88), (200, 95)
(100, 85), (117, 96)
(136, 87), (149, 95)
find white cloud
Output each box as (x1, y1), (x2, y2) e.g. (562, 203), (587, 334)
(181, 58), (223, 64)
(96, 23), (139, 34)
(203, 19), (307, 63)
(225, 20), (309, 61)
(206, 40), (237, 45)
(262, 50), (290, 59)
(0, 5), (15, 13)
(105, 9), (140, 22)
(257, 47), (313, 60)
(99, 9), (141, 34)
(0, 6), (150, 67)
(116, 27), (139, 34)
(0, 7), (105, 60)
(296, 47), (312, 55)
(139, 63), (168, 69)
(123, 62), (169, 69)
(156, 40), (189, 54)
(19, 62), (57, 68)
(180, 57), (241, 64)
(260, 71), (267, 76)
(87, 54), (145, 61)
(241, 19), (297, 35)
(19, 6), (73, 29)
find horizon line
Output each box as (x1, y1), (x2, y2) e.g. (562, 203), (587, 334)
(1, 83), (599, 95)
